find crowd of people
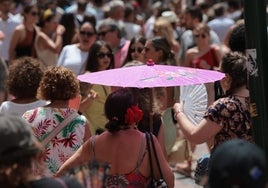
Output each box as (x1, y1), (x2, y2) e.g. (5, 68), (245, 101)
(0, 0), (267, 187)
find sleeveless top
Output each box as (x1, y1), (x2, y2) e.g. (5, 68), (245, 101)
(90, 135), (149, 187)
(15, 28), (36, 58)
(35, 35), (58, 67)
(192, 47), (219, 69)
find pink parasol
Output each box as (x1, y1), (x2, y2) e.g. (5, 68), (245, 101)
(78, 64), (224, 88)
(78, 62), (224, 131)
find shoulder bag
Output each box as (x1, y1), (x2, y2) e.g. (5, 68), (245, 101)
(146, 132), (168, 188)
(41, 111), (79, 147)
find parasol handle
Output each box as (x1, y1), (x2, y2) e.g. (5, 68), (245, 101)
(149, 88), (154, 132)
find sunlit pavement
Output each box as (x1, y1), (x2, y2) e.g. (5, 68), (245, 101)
(174, 143), (209, 188)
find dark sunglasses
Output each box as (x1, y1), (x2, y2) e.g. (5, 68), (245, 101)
(194, 33), (206, 39)
(97, 30), (112, 37)
(130, 47), (143, 53)
(30, 11), (39, 16)
(97, 52), (113, 59)
(80, 31), (95, 37)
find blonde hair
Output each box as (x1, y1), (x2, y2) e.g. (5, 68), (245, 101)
(193, 23), (211, 35)
(153, 17), (175, 46)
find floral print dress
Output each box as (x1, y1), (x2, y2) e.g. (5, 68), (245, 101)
(23, 107), (88, 176)
(204, 96), (253, 151)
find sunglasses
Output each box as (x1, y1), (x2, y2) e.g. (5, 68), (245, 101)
(80, 31), (95, 37)
(130, 47), (143, 53)
(30, 11), (39, 16)
(194, 33), (206, 39)
(97, 52), (113, 59)
(98, 30), (112, 37)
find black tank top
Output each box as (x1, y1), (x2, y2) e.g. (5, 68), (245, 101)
(15, 28), (36, 58)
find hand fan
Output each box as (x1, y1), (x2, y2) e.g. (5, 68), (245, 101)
(180, 84), (208, 125)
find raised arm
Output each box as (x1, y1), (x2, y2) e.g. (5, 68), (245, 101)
(173, 102), (222, 145)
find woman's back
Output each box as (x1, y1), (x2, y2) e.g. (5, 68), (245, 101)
(94, 130), (150, 179)
(89, 130), (150, 187)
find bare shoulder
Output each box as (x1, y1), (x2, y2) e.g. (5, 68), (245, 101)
(11, 24), (25, 40)
(15, 23), (25, 30)
(210, 44), (221, 51)
(13, 24), (24, 34)
(38, 31), (49, 40)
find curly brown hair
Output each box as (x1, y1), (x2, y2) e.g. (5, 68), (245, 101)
(37, 66), (79, 101)
(7, 57), (44, 99)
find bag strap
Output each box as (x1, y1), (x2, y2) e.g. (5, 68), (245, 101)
(149, 132), (164, 178)
(41, 111), (79, 147)
(146, 132), (154, 178)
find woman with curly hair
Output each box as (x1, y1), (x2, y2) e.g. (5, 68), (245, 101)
(0, 57), (46, 116)
(56, 88), (174, 187)
(22, 66), (91, 176)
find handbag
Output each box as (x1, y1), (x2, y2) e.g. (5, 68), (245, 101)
(194, 153), (210, 186)
(41, 111), (79, 147)
(146, 132), (168, 188)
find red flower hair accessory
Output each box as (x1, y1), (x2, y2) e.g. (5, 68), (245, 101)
(125, 105), (143, 125)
